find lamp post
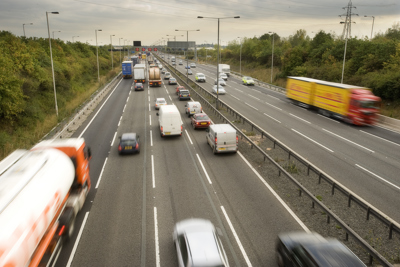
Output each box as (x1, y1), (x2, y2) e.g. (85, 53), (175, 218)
(23, 23), (33, 37)
(340, 22), (348, 84)
(175, 29), (200, 83)
(167, 34), (184, 73)
(72, 36), (79, 42)
(268, 32), (275, 84)
(119, 37), (123, 63)
(52, 30), (61, 39)
(364, 15), (375, 39)
(198, 15), (240, 109)
(95, 29), (102, 82)
(237, 37), (242, 76)
(204, 41), (208, 65)
(46, 11), (59, 117)
(124, 39), (128, 58)
(110, 34), (115, 69)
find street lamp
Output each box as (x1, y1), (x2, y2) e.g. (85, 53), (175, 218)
(52, 30), (61, 39)
(119, 37), (123, 63)
(72, 36), (79, 42)
(46, 11), (59, 117)
(204, 40), (208, 65)
(175, 29), (200, 83)
(22, 23), (33, 37)
(124, 39), (128, 58)
(95, 29), (102, 82)
(198, 15), (240, 109)
(110, 34), (115, 69)
(237, 37), (242, 76)
(167, 34), (184, 73)
(268, 32), (275, 84)
(364, 15), (375, 39)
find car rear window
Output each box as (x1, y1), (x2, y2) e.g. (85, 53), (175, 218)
(121, 140), (136, 146)
(196, 115), (209, 120)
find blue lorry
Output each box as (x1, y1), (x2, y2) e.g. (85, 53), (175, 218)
(130, 56), (139, 66)
(122, 61), (133, 79)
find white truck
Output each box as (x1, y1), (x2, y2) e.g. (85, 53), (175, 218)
(134, 63), (146, 83)
(218, 64), (231, 77)
(0, 138), (91, 267)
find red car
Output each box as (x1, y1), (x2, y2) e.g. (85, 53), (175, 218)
(191, 113), (211, 129)
(176, 85), (185, 95)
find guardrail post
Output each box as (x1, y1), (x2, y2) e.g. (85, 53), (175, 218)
(311, 201), (315, 208)
(366, 207), (371, 220)
(288, 151), (291, 160)
(307, 165), (310, 175)
(348, 195), (352, 207)
(332, 183), (336, 195)
(318, 173), (322, 184)
(369, 255), (373, 265)
(327, 215), (330, 224)
(389, 223), (394, 239)
(298, 189), (302, 197)
(345, 232), (349, 241)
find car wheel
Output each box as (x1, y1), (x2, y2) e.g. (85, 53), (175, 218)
(213, 146), (217, 154)
(276, 250), (284, 267)
(192, 123), (196, 130)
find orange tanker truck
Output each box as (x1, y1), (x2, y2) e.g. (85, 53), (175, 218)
(286, 77), (381, 126)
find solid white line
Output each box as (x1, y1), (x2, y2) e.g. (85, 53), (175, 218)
(265, 101), (282, 111)
(292, 129), (334, 153)
(185, 130), (193, 145)
(221, 206), (253, 267)
(360, 130), (400, 147)
(78, 78), (123, 138)
(231, 95), (241, 101)
(375, 124), (400, 133)
(123, 104), (126, 113)
(66, 212), (90, 267)
(245, 102), (258, 110)
(152, 155), (155, 188)
(111, 132), (117, 146)
(196, 154), (212, 184)
(264, 113), (281, 123)
(96, 157), (108, 189)
(154, 207), (160, 267)
(356, 164), (400, 190)
(237, 151), (310, 232)
(289, 113), (311, 124)
(317, 114), (340, 123)
(149, 115), (152, 126)
(150, 130), (153, 146)
(323, 128), (375, 153)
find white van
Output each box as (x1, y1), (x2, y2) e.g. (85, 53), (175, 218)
(157, 105), (182, 137)
(206, 124), (238, 154)
(185, 101), (202, 117)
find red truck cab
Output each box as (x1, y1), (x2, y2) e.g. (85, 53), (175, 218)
(347, 89), (381, 126)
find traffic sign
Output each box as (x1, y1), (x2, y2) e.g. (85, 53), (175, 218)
(148, 48), (152, 51)
(142, 48), (145, 51)
(135, 48), (139, 51)
(154, 48), (158, 51)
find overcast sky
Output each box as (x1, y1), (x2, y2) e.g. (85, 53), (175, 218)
(1, 0), (399, 46)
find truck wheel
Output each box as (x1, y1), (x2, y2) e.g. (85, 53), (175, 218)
(59, 207), (76, 241)
(276, 250), (284, 267)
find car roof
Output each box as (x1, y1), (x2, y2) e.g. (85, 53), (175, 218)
(187, 232), (224, 266)
(156, 98), (166, 101)
(121, 133), (136, 140)
(196, 73), (204, 76)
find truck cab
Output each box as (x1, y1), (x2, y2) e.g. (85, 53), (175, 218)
(347, 89), (381, 125)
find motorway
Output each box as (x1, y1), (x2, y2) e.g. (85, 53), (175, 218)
(54, 59), (306, 266)
(167, 56), (400, 225)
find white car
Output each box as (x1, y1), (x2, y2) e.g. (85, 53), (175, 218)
(212, 85), (226, 95)
(219, 73), (228, 80)
(155, 98), (167, 110)
(214, 78), (226, 86)
(173, 219), (229, 267)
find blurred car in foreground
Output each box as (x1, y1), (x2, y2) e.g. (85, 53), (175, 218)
(118, 133), (140, 154)
(134, 83), (144, 91)
(191, 113), (211, 129)
(212, 85), (226, 95)
(173, 218), (229, 267)
(276, 232), (366, 267)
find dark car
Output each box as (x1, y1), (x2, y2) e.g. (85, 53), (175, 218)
(118, 133), (140, 155)
(134, 83), (144, 91)
(276, 232), (366, 267)
(191, 113), (211, 129)
(178, 89), (191, 101)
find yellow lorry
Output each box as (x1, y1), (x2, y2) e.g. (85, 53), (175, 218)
(286, 77), (381, 126)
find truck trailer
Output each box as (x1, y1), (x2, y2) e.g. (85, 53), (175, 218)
(122, 61), (133, 79)
(0, 138), (91, 267)
(286, 77), (381, 125)
(218, 64), (231, 77)
(134, 64), (146, 83)
(130, 56), (139, 66)
(149, 66), (161, 87)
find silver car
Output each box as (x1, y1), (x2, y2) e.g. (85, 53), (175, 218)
(173, 219), (230, 267)
(214, 78), (226, 86)
(164, 72), (172, 80)
(212, 85), (226, 95)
